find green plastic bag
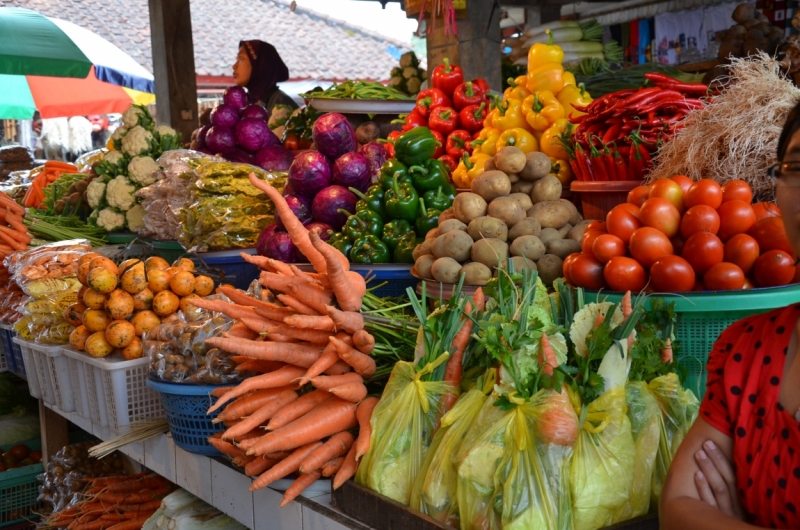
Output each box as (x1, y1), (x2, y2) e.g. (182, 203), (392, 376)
(649, 373), (699, 502)
(621, 381), (661, 519)
(356, 358), (457, 505)
(570, 385), (636, 530)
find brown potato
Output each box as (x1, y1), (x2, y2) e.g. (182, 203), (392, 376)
(538, 227), (562, 246)
(733, 3), (755, 23)
(558, 223), (573, 238)
(558, 198), (583, 225)
(531, 176), (563, 203)
(527, 201), (572, 228)
(468, 216), (508, 241)
(453, 193), (488, 224)
(471, 238), (509, 268)
(414, 255), (436, 279)
(471, 170), (512, 202)
(497, 256), (537, 276)
(432, 231), (474, 262)
(508, 217), (542, 240)
(510, 235), (546, 261)
(460, 262), (492, 285)
(487, 196), (526, 227)
(511, 181), (535, 195)
(494, 146), (527, 174)
(546, 238), (581, 259)
(567, 220), (593, 242)
(537, 254), (564, 287)
(508, 173), (520, 184)
(438, 219), (468, 234)
(425, 228), (440, 241)
(484, 158), (497, 171)
(439, 208), (456, 223)
(431, 257), (463, 284)
(413, 238), (435, 261)
(508, 192), (533, 212)
(519, 151), (551, 181)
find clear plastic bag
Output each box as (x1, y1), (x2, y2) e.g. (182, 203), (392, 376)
(622, 381), (661, 519)
(356, 358), (458, 505)
(6, 239), (90, 288)
(74, 149), (105, 171)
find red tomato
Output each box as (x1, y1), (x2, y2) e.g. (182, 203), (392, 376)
(562, 252), (580, 285)
(671, 235), (685, 256)
(748, 217), (794, 256)
(649, 178), (685, 212)
(581, 229), (606, 255)
(743, 277), (755, 289)
(685, 179), (723, 209)
(616, 203), (641, 217)
(693, 280), (706, 291)
(586, 220), (607, 232)
(570, 253), (606, 290)
(721, 179), (753, 204)
(606, 205), (641, 244)
(704, 262), (745, 291)
(794, 263), (800, 285)
(592, 234), (626, 263)
(629, 227), (674, 268)
(680, 205), (720, 238)
(717, 200), (756, 241)
(8, 445), (29, 460)
(753, 250), (795, 287)
(682, 232), (724, 275)
(752, 202), (781, 222)
(627, 186), (651, 208)
(28, 451), (42, 464)
(650, 255), (696, 292)
(604, 256), (647, 292)
(639, 197), (681, 238)
(723, 234), (760, 275)
(670, 175), (693, 196)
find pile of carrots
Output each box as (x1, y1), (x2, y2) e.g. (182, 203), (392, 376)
(198, 173), (380, 507)
(0, 190), (31, 254)
(22, 160), (79, 209)
(41, 473), (175, 530)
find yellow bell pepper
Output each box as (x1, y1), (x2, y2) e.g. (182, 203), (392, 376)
(563, 71), (577, 87)
(533, 129), (544, 144)
(557, 82), (593, 121)
(491, 99), (528, 132)
(503, 75), (531, 101)
(106, 137), (115, 151)
(465, 152), (491, 184)
(527, 62), (565, 95)
(496, 128), (538, 154)
(540, 118), (572, 159)
(549, 156), (573, 185)
(473, 127), (502, 156)
(484, 107), (499, 129)
(522, 91), (565, 132)
(452, 160), (469, 188)
(527, 30), (565, 69)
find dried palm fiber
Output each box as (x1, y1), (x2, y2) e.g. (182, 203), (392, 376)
(647, 52), (800, 200)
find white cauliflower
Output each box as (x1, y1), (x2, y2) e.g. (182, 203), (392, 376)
(127, 156), (160, 187)
(86, 180), (107, 209)
(122, 106), (146, 128)
(96, 208), (125, 232)
(103, 150), (124, 164)
(156, 125), (177, 137)
(105, 176), (136, 211)
(125, 204), (146, 232)
(121, 126), (154, 156)
(110, 126), (127, 143)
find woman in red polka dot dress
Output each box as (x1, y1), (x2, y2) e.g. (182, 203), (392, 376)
(661, 104), (800, 529)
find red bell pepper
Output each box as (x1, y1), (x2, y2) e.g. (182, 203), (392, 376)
(446, 130), (472, 159)
(431, 58), (464, 98)
(431, 129), (446, 159)
(439, 154), (458, 173)
(472, 78), (490, 94)
(452, 81), (485, 111)
(428, 106), (459, 136)
(387, 130), (401, 143)
(403, 108), (428, 129)
(415, 88), (452, 118)
(459, 102), (487, 133)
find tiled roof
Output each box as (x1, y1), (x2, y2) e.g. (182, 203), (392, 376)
(1, 0), (410, 81)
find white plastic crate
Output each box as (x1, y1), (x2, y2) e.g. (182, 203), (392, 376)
(61, 348), (109, 426)
(14, 337), (44, 400)
(65, 352), (91, 420)
(3, 325), (26, 379)
(15, 339), (74, 412)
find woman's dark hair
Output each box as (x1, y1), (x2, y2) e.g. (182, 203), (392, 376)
(777, 99), (800, 160)
(238, 40), (289, 104)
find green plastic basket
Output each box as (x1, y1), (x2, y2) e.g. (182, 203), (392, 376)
(149, 240), (185, 265)
(587, 284), (800, 399)
(105, 233), (138, 245)
(0, 439), (43, 527)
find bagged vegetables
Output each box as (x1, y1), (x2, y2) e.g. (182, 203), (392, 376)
(623, 381), (661, 519)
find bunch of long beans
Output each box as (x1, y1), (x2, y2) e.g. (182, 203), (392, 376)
(302, 80), (414, 101)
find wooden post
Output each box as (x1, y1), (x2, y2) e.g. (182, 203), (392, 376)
(39, 401), (68, 467)
(425, 2), (503, 91)
(148, 0), (198, 144)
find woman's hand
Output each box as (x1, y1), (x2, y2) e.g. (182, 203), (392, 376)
(694, 440), (744, 520)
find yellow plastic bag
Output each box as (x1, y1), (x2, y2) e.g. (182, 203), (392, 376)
(410, 371), (495, 527)
(649, 373), (699, 502)
(621, 381), (661, 519)
(570, 385), (636, 530)
(356, 358), (457, 505)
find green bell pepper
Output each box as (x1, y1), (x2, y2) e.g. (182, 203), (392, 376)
(384, 175), (419, 222)
(328, 232), (353, 258)
(415, 198), (441, 238)
(378, 159), (408, 191)
(422, 185), (456, 212)
(393, 232), (419, 264)
(341, 209), (383, 241)
(381, 219), (414, 252)
(351, 234), (391, 264)
(394, 127), (438, 167)
(351, 186), (387, 219)
(408, 158), (450, 192)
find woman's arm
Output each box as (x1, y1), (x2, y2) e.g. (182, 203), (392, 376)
(660, 417), (765, 530)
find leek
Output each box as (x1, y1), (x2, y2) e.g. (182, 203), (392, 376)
(523, 20), (579, 38)
(604, 40), (624, 63)
(523, 27), (584, 48)
(579, 19), (604, 42)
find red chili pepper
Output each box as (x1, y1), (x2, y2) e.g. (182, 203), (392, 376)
(569, 157), (583, 181)
(403, 108), (428, 129)
(438, 154), (458, 173)
(431, 129), (446, 158)
(384, 142), (395, 158)
(611, 144), (628, 181)
(452, 81), (485, 111)
(431, 57), (464, 98)
(428, 106), (459, 136)
(459, 102), (487, 133)
(588, 140), (606, 182)
(601, 140), (617, 181)
(602, 122), (622, 145)
(620, 87), (663, 108)
(415, 88), (452, 117)
(575, 143), (593, 182)
(471, 78), (490, 94)
(445, 129), (472, 159)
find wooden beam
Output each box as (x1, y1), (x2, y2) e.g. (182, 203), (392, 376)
(148, 0), (198, 144)
(39, 401), (68, 467)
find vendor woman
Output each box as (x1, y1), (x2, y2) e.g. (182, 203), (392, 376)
(233, 40), (298, 113)
(661, 102), (800, 528)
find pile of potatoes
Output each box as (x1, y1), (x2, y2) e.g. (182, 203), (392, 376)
(412, 146), (592, 287)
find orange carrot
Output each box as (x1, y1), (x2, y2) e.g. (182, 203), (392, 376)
(309, 372), (363, 391)
(235, 360), (287, 373)
(249, 441), (323, 491)
(283, 314), (336, 331)
(240, 252), (282, 273)
(324, 360), (353, 376)
(443, 319), (471, 386)
(0, 226), (30, 244)
(207, 436), (248, 460)
(0, 230), (26, 251)
(354, 396), (379, 460)
(325, 306), (364, 333)
(280, 471), (322, 507)
(101, 474), (164, 493)
(208, 365), (306, 413)
(227, 322), (260, 340)
(106, 515), (153, 530)
(321, 457), (345, 477)
(215, 387), (295, 422)
(245, 455), (280, 477)
(211, 386), (235, 398)
(205, 337), (323, 367)
(266, 389), (331, 431)
(661, 337), (673, 363)
(239, 316), (282, 334)
(187, 298), (266, 322)
(333, 444), (358, 490)
(276, 294), (318, 316)
(309, 232), (363, 311)
(593, 312), (604, 329)
(621, 291), (635, 350)
(105, 500), (162, 513)
(260, 272), (334, 313)
(329, 382), (368, 403)
(223, 418), (242, 428)
(352, 330), (375, 355)
(299, 431), (354, 474)
(329, 336), (376, 377)
(0, 195), (25, 216)
(241, 318), (334, 344)
(222, 389), (298, 440)
(539, 333), (557, 376)
(247, 397), (358, 456)
(217, 285), (292, 315)
(297, 339), (343, 385)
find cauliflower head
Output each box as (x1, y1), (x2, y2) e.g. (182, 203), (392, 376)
(86, 180), (107, 209)
(103, 150), (124, 165)
(110, 126), (128, 143)
(106, 176), (136, 211)
(121, 126), (154, 156)
(156, 125), (182, 152)
(96, 208), (125, 232)
(125, 204), (146, 232)
(127, 156), (160, 187)
(156, 125), (176, 137)
(122, 106), (144, 128)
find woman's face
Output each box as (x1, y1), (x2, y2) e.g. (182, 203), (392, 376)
(776, 131), (800, 258)
(233, 47), (252, 87)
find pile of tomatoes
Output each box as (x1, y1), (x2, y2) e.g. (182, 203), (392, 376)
(564, 176), (796, 292)
(0, 443), (42, 472)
